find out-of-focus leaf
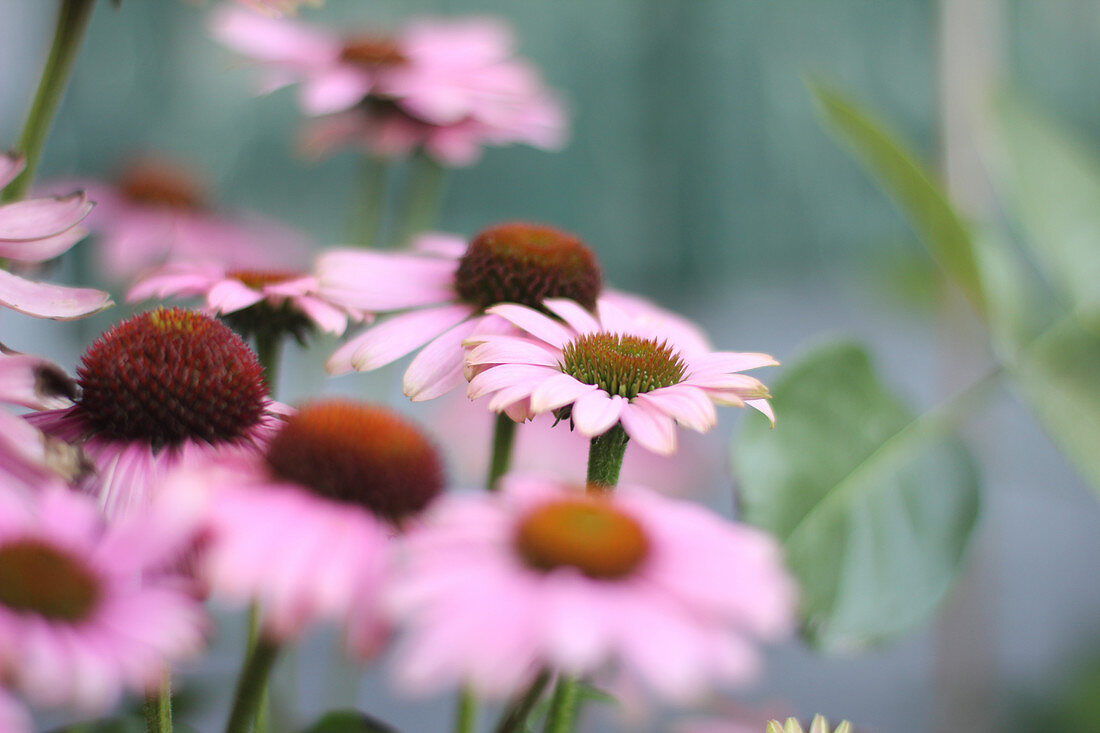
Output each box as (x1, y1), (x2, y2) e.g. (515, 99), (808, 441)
(811, 83), (986, 317)
(300, 710), (400, 733)
(987, 93), (1100, 312)
(734, 342), (980, 652)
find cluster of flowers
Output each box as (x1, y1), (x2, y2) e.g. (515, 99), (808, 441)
(0, 3), (851, 732)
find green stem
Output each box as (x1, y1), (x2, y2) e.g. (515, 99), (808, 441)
(453, 687), (477, 733)
(244, 604), (270, 733)
(142, 671), (172, 733)
(491, 669), (552, 733)
(397, 150), (446, 246)
(2, 0), (96, 203)
(224, 638), (280, 733)
(541, 674), (579, 733)
(487, 412), (517, 491)
(348, 155), (389, 247)
(253, 331), (283, 395)
(585, 424), (629, 489)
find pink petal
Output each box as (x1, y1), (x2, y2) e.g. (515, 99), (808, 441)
(687, 373), (770, 397)
(0, 225), (87, 263)
(0, 270), (112, 320)
(529, 373), (597, 413)
(543, 298), (600, 334)
(691, 352), (779, 375)
(0, 154), (25, 190)
(404, 318), (481, 402)
(330, 304), (474, 373)
(634, 386), (716, 433)
(0, 193), (92, 240)
(300, 67), (373, 116)
(413, 232), (467, 258)
(465, 335), (560, 368)
(206, 280), (265, 313)
(571, 391), (625, 437)
(619, 402), (677, 456)
(317, 250), (459, 310)
(293, 295), (350, 335)
(745, 399), (775, 425)
(210, 5), (338, 67)
(467, 364), (557, 401)
(484, 303), (573, 349)
(126, 263), (223, 302)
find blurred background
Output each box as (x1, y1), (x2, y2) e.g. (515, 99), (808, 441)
(3, 1), (1100, 732)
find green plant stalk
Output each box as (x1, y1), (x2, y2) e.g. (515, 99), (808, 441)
(253, 331), (283, 395)
(224, 639), (280, 733)
(585, 424), (628, 489)
(2, 0), (96, 203)
(348, 155), (389, 247)
(487, 412), (517, 491)
(142, 672), (172, 733)
(491, 669), (552, 733)
(397, 150), (446, 246)
(541, 674), (579, 733)
(453, 687), (477, 733)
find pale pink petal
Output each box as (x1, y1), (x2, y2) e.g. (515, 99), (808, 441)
(745, 399), (775, 426)
(467, 364), (557, 401)
(330, 304), (474, 373)
(413, 232), (467, 258)
(687, 373), (770, 397)
(619, 402), (677, 456)
(634, 386), (716, 433)
(206, 280), (265, 313)
(317, 250), (458, 310)
(0, 270), (112, 319)
(293, 295), (350, 335)
(0, 193), (92, 240)
(465, 336), (560, 368)
(0, 225), (87, 263)
(529, 373), (597, 413)
(210, 5), (338, 67)
(484, 303), (573, 349)
(404, 318), (482, 401)
(691, 352), (779, 375)
(0, 354), (74, 410)
(0, 154), (25, 190)
(570, 392), (625, 437)
(488, 384), (538, 415)
(542, 298), (599, 334)
(126, 263), (223, 303)
(300, 67), (373, 116)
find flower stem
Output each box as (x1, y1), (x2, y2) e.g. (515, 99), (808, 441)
(453, 686), (477, 733)
(348, 155), (389, 247)
(224, 638), (280, 733)
(1, 0), (96, 203)
(397, 150), (446, 246)
(585, 424), (629, 489)
(541, 674), (579, 733)
(142, 671), (172, 733)
(487, 412), (517, 491)
(253, 331), (282, 395)
(491, 669), (552, 733)
(245, 604), (271, 733)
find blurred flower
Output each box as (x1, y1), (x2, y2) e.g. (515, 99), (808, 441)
(212, 9), (567, 165)
(55, 157), (306, 279)
(127, 260), (371, 342)
(387, 474), (795, 700)
(0, 154), (111, 319)
(321, 224), (601, 402)
(464, 297), (776, 455)
(235, 0), (322, 17)
(0, 488), (206, 714)
(177, 400), (443, 652)
(0, 685), (30, 733)
(767, 717), (853, 733)
(27, 308), (285, 518)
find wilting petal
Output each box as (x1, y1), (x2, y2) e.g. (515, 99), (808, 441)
(0, 193), (91, 241)
(0, 270), (112, 320)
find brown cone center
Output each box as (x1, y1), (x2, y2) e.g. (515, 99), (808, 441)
(0, 540), (101, 621)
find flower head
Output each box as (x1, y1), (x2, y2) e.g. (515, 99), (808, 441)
(28, 308), (285, 517)
(179, 400), (443, 650)
(767, 717), (853, 733)
(0, 488), (205, 713)
(0, 154), (110, 319)
(464, 296), (776, 455)
(213, 10), (567, 165)
(320, 225), (601, 402)
(127, 260), (370, 341)
(387, 474), (795, 700)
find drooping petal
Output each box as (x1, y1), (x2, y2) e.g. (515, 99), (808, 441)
(467, 364), (557, 401)
(570, 391), (625, 437)
(619, 401), (677, 456)
(528, 373), (597, 413)
(465, 336), (560, 368)
(300, 67), (373, 116)
(484, 303), (573, 349)
(318, 250), (459, 310)
(206, 280), (266, 313)
(0, 193), (92, 240)
(690, 351), (779, 376)
(0, 270), (112, 320)
(745, 398), (775, 426)
(634, 385), (717, 433)
(404, 318), (482, 402)
(542, 298), (600, 335)
(0, 225), (87, 263)
(328, 304), (474, 374)
(0, 154), (25, 190)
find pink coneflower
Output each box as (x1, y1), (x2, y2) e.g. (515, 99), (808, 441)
(28, 308), (285, 518)
(463, 297), (776, 455)
(321, 224), (602, 402)
(66, 157), (305, 279)
(180, 400), (443, 650)
(127, 261), (370, 340)
(213, 9), (566, 165)
(0, 487), (205, 713)
(0, 154), (110, 319)
(387, 474), (794, 700)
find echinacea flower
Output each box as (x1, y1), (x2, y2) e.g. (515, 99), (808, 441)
(0, 154), (110, 319)
(0, 487), (205, 714)
(127, 260), (370, 341)
(213, 10), (566, 165)
(464, 296), (776, 455)
(28, 308), (286, 518)
(58, 157), (306, 279)
(387, 474), (795, 700)
(321, 224), (603, 402)
(179, 400), (443, 651)
(767, 717), (853, 733)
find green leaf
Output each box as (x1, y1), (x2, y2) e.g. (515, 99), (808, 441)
(810, 83), (986, 317)
(299, 710), (400, 733)
(987, 92), (1100, 312)
(734, 342), (980, 651)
